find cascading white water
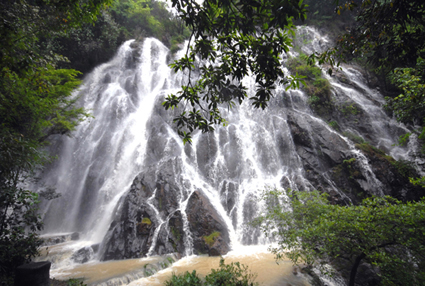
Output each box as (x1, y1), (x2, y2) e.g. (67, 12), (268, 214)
(34, 26), (417, 285)
(38, 38), (171, 242)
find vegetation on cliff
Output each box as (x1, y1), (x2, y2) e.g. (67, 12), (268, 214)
(257, 189), (425, 286)
(50, 0), (191, 74)
(1, 0), (425, 285)
(286, 53), (332, 116)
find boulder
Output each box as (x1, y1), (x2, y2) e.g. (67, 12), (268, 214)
(186, 191), (230, 256)
(71, 246), (94, 264)
(14, 261), (51, 286)
(99, 158), (231, 260)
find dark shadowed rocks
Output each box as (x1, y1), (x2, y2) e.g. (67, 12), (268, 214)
(99, 158), (230, 261)
(186, 190), (230, 256)
(14, 261), (51, 286)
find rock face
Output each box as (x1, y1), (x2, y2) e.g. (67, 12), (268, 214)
(186, 191), (230, 256)
(100, 158), (231, 261)
(71, 246), (95, 264)
(98, 60), (423, 260)
(41, 232), (80, 246)
(38, 32), (424, 268)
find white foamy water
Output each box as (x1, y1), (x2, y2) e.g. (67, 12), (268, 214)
(33, 27), (416, 285)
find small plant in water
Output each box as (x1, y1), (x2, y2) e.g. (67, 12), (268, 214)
(164, 270), (203, 286)
(164, 259), (258, 286)
(66, 278), (86, 286)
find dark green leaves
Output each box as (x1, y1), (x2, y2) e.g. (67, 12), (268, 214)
(257, 189), (425, 286)
(164, 258), (258, 286)
(0, 2), (110, 283)
(166, 0), (308, 142)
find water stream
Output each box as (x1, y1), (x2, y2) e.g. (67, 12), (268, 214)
(33, 26), (416, 285)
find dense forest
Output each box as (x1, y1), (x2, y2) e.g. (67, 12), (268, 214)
(1, 0), (424, 285)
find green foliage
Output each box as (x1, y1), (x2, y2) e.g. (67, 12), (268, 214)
(165, 270), (203, 286)
(355, 142), (393, 162)
(334, 0), (425, 73)
(0, 185), (43, 285)
(164, 0), (308, 143)
(164, 259), (257, 286)
(410, 176), (425, 188)
(1, 67), (88, 141)
(354, 141), (420, 183)
(171, 226), (181, 242)
(66, 278), (87, 286)
(340, 103), (360, 116)
(343, 158), (356, 166)
(327, 120), (340, 131)
(0, 1), (108, 283)
(0, 0), (113, 74)
(257, 189), (425, 286)
(301, 0), (360, 34)
(37, 0), (190, 74)
(108, 0), (190, 46)
(203, 231), (220, 247)
(205, 258), (258, 286)
(391, 159), (418, 179)
(287, 55), (332, 116)
(384, 57), (425, 154)
(386, 57), (425, 126)
(341, 158), (361, 180)
(50, 10), (122, 74)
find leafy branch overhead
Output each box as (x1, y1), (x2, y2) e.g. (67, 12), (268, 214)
(163, 0), (308, 143)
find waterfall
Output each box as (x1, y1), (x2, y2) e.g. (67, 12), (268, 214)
(38, 38), (170, 238)
(34, 27), (418, 283)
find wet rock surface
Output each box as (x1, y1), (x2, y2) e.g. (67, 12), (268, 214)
(71, 246), (94, 264)
(41, 232), (80, 246)
(186, 190), (230, 256)
(35, 32), (425, 284)
(100, 158), (230, 260)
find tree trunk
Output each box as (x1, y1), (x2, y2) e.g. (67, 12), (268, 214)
(349, 253), (366, 286)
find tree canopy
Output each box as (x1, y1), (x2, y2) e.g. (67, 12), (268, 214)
(50, 0), (190, 74)
(335, 0), (425, 73)
(257, 189), (425, 286)
(0, 0), (112, 283)
(163, 0), (308, 143)
(0, 0), (113, 74)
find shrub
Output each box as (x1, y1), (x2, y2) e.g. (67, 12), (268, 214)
(205, 258), (258, 286)
(163, 259), (258, 286)
(287, 54), (332, 116)
(341, 103), (360, 116)
(164, 270), (203, 286)
(328, 120), (340, 131)
(392, 159), (418, 179)
(66, 278), (87, 286)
